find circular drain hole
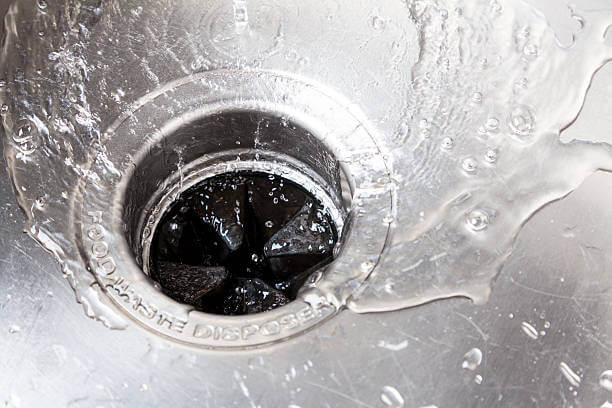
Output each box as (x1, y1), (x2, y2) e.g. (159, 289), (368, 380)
(77, 71), (391, 347)
(149, 171), (337, 315)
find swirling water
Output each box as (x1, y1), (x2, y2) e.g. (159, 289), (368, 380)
(1, 0), (611, 325)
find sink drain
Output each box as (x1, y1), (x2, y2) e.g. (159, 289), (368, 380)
(76, 71), (391, 347)
(149, 171), (337, 315)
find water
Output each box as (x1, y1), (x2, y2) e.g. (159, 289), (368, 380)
(461, 348), (483, 371)
(559, 362), (581, 387)
(1, 0), (612, 326)
(380, 385), (405, 408)
(600, 370), (612, 392)
(520, 321), (539, 340)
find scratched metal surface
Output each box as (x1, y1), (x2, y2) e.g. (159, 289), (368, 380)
(0, 64), (609, 408)
(1, 6), (612, 408)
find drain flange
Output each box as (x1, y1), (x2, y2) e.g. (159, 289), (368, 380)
(77, 71), (391, 348)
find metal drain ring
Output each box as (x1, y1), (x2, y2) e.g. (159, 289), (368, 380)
(75, 70), (392, 348)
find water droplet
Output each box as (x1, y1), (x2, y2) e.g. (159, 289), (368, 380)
(508, 105), (535, 137)
(490, 0), (502, 14)
(474, 374), (483, 384)
(37, 0), (48, 10)
(8, 324), (20, 333)
(559, 362), (581, 387)
(251, 253), (259, 262)
(1, 104), (8, 114)
(471, 92), (483, 104)
(462, 157), (477, 173)
(131, 6), (143, 17)
(35, 196), (46, 209)
(466, 209), (489, 231)
(521, 321), (539, 339)
(523, 44), (538, 59)
(485, 117), (499, 131)
(15, 121), (33, 142)
(599, 370), (612, 391)
(380, 385), (404, 407)
(383, 214), (394, 224)
(544, 321), (551, 329)
(508, 313), (514, 319)
(265, 220), (274, 228)
(484, 149), (498, 163)
(441, 137), (454, 150)
(462, 347), (483, 370)
(142, 227), (151, 239)
(361, 260), (376, 273)
(372, 16), (386, 30)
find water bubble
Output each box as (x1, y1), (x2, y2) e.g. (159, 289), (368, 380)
(380, 385), (404, 407)
(484, 149), (498, 164)
(361, 260), (376, 273)
(490, 0), (502, 14)
(441, 137), (454, 150)
(15, 121), (33, 143)
(131, 6), (143, 17)
(372, 16), (386, 30)
(480, 57), (488, 70)
(35, 196), (46, 209)
(544, 321), (551, 329)
(265, 220), (274, 228)
(485, 117), (499, 131)
(599, 370), (612, 391)
(523, 44), (538, 59)
(559, 362), (581, 387)
(462, 157), (477, 173)
(509, 105), (535, 136)
(474, 374), (483, 384)
(462, 347), (483, 370)
(521, 321), (539, 339)
(467, 209), (489, 231)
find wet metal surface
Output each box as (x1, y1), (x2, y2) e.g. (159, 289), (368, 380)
(0, 63), (610, 407)
(0, 0), (611, 406)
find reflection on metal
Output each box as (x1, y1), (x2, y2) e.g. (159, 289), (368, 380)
(0, 0), (611, 406)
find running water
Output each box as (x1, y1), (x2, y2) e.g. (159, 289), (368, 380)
(1, 0), (611, 326)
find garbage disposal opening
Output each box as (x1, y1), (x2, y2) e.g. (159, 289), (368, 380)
(121, 110), (349, 316)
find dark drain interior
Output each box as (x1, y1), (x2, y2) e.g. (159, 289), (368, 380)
(149, 171), (337, 315)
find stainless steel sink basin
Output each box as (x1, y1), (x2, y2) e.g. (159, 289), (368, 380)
(0, 0), (611, 406)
